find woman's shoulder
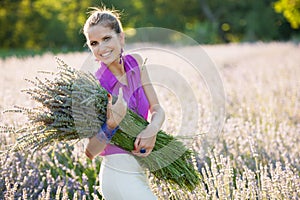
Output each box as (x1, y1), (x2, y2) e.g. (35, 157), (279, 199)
(127, 53), (143, 67)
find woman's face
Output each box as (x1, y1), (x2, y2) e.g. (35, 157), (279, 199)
(86, 25), (124, 66)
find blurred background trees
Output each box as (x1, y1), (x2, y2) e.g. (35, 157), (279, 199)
(0, 0), (299, 52)
(274, 0), (300, 29)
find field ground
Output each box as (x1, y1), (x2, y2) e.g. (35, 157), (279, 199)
(0, 42), (299, 199)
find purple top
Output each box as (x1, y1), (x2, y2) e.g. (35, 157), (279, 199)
(95, 54), (150, 156)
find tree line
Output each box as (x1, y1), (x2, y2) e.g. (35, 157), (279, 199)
(0, 0), (299, 51)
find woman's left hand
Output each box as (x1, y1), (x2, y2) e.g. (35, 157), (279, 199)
(131, 124), (159, 157)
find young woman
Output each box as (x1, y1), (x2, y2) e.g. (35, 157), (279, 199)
(83, 7), (165, 200)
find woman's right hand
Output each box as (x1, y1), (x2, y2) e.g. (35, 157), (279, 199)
(106, 88), (127, 129)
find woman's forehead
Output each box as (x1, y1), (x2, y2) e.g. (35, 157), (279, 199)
(87, 25), (116, 39)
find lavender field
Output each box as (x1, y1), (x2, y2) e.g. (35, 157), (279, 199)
(0, 42), (299, 199)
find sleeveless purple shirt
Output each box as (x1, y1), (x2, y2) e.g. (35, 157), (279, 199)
(95, 55), (150, 156)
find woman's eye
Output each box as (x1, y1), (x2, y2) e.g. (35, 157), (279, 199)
(103, 36), (111, 42)
(90, 41), (98, 46)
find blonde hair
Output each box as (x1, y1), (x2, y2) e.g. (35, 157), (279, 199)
(83, 7), (123, 37)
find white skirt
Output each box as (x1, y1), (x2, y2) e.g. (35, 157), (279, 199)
(99, 154), (157, 200)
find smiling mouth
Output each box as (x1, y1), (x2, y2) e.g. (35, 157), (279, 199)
(100, 50), (113, 58)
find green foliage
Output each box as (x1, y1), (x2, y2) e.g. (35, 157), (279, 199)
(185, 21), (220, 44)
(0, 0), (97, 50)
(274, 0), (300, 29)
(0, 0), (300, 53)
(198, 0), (296, 42)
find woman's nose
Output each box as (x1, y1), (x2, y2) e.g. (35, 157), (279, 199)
(96, 42), (106, 52)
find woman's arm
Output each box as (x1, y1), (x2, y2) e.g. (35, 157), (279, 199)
(85, 136), (107, 160)
(85, 89), (127, 160)
(131, 54), (165, 157)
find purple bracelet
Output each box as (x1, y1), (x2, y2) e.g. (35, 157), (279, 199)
(96, 123), (119, 143)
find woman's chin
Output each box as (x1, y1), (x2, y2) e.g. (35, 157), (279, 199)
(96, 56), (118, 66)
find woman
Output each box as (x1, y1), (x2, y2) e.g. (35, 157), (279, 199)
(83, 7), (165, 200)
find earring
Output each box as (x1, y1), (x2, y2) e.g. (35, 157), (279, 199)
(119, 48), (124, 64)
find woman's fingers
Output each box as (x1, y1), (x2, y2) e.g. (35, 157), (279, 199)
(118, 87), (123, 99)
(113, 88), (127, 120)
(131, 130), (156, 157)
(106, 88), (127, 128)
(132, 145), (152, 157)
(115, 88), (127, 111)
(133, 136), (141, 152)
(106, 93), (113, 119)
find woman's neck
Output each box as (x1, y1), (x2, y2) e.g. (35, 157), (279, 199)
(107, 60), (128, 86)
(108, 61), (124, 76)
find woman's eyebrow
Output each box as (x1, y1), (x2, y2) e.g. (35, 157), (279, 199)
(101, 34), (112, 39)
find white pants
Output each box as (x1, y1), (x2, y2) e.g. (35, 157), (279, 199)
(99, 154), (157, 200)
